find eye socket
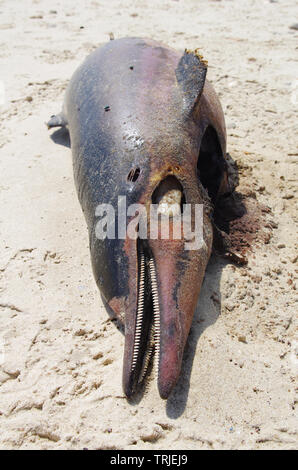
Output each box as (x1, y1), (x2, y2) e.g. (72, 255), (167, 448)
(127, 167), (140, 182)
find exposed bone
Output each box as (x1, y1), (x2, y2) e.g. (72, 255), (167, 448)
(154, 176), (183, 217)
(157, 189), (182, 217)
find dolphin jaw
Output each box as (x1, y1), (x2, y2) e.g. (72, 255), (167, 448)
(123, 239), (161, 397)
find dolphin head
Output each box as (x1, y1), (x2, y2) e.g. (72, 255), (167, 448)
(86, 42), (229, 398)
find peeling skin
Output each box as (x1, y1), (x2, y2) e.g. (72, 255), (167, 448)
(108, 297), (125, 324)
(57, 37), (229, 399)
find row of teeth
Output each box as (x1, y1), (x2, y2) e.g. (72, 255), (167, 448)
(138, 324), (154, 384)
(131, 249), (161, 382)
(149, 258), (161, 377)
(132, 251), (145, 370)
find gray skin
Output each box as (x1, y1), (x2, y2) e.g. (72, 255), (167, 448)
(48, 37), (231, 399)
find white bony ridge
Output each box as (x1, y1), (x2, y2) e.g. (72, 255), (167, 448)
(131, 250), (145, 370)
(149, 257), (161, 378)
(138, 324), (155, 384)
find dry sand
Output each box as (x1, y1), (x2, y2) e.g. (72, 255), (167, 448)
(0, 0), (297, 450)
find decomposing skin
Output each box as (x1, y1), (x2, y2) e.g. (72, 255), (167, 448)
(48, 37), (238, 399)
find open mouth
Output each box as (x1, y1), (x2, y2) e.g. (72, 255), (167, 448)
(129, 238), (161, 393)
(126, 175), (185, 396)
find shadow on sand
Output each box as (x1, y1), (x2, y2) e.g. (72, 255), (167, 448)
(49, 127), (71, 148)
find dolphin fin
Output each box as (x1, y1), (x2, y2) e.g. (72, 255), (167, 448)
(175, 49), (208, 114)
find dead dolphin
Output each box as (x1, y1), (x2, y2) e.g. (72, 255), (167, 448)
(48, 37), (231, 399)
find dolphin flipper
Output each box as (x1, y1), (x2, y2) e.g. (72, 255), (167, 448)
(47, 112), (68, 129)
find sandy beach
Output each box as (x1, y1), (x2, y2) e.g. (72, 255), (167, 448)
(0, 0), (297, 449)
